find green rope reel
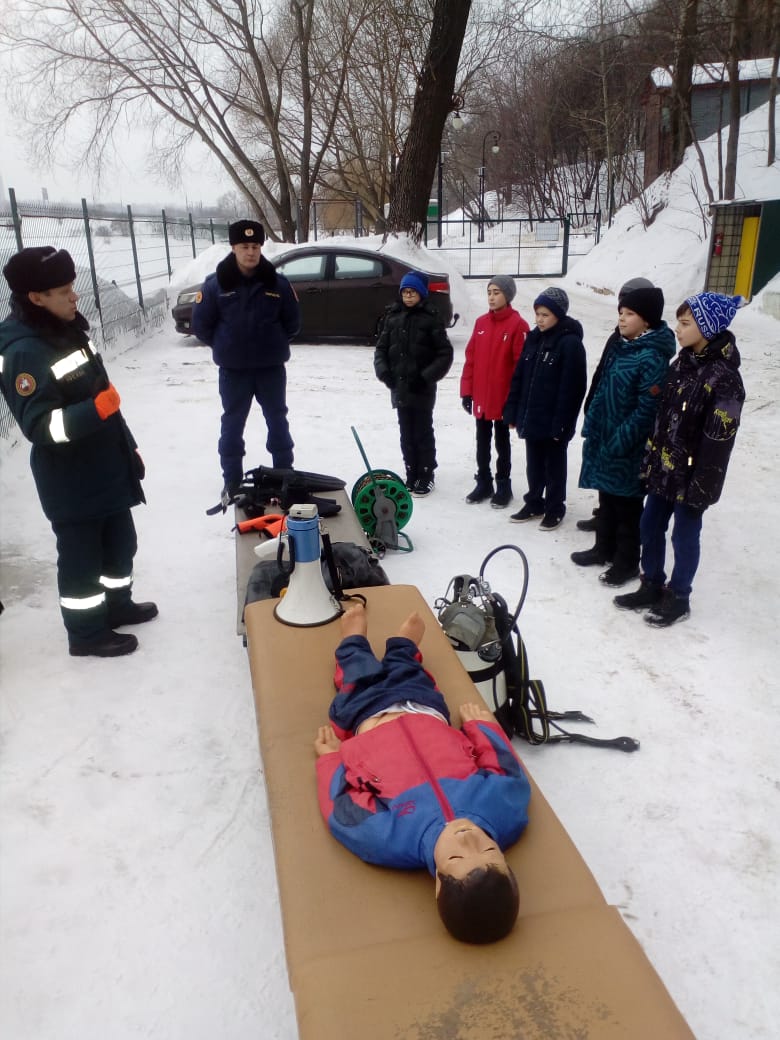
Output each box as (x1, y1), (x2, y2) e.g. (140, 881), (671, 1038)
(351, 469), (413, 538)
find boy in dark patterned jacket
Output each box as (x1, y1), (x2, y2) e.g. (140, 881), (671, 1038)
(615, 292), (746, 626)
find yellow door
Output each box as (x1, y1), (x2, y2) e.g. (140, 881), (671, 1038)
(734, 216), (759, 297)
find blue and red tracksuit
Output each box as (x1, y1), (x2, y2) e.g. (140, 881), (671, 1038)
(316, 635), (531, 875)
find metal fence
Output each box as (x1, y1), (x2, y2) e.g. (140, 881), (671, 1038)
(0, 192), (230, 439)
(421, 216), (574, 278)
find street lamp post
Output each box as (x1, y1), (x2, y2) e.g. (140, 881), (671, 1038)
(478, 130), (501, 244)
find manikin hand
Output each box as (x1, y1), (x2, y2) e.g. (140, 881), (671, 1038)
(459, 702), (496, 725)
(314, 724), (342, 756)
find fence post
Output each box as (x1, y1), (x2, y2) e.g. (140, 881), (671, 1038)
(81, 198), (104, 332)
(209, 218), (215, 244)
(188, 212), (197, 258)
(355, 198), (363, 237)
(561, 217), (570, 277)
(127, 204), (145, 312)
(161, 208), (172, 277)
(9, 188), (24, 251)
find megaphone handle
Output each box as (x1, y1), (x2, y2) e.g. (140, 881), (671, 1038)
(277, 531), (295, 574)
(321, 530), (343, 600)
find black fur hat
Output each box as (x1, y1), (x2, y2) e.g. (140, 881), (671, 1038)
(228, 220), (266, 245)
(3, 247), (77, 294)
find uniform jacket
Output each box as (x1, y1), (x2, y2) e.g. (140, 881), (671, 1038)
(0, 300), (144, 524)
(503, 315), (587, 442)
(579, 323), (675, 497)
(642, 332), (745, 511)
(460, 306), (530, 421)
(373, 300), (453, 408)
(192, 252), (300, 369)
(316, 711), (530, 875)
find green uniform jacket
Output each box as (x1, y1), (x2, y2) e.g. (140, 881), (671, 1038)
(0, 303), (144, 524)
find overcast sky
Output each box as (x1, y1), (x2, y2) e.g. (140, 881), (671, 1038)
(0, 108), (226, 209)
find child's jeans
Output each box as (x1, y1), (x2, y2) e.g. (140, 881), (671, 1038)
(329, 635), (451, 736)
(640, 493), (704, 598)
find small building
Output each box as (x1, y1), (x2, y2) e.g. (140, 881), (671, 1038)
(642, 59), (774, 186)
(705, 197), (780, 300)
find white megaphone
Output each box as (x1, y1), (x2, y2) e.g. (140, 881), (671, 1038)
(274, 503), (341, 627)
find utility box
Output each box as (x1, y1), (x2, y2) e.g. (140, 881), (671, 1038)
(705, 198), (780, 300)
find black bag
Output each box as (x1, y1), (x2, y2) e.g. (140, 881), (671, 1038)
(244, 540), (389, 610)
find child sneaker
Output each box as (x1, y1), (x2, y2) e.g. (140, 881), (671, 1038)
(510, 505), (544, 523)
(539, 514), (563, 531)
(411, 475), (435, 497)
(645, 590), (690, 627)
(598, 565), (639, 587)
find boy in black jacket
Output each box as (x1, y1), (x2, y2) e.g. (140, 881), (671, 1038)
(503, 287), (586, 530)
(374, 271), (453, 497)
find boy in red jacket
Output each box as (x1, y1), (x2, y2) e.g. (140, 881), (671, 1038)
(314, 605), (531, 944)
(460, 276), (529, 508)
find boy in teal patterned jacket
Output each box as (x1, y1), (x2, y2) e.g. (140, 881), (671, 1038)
(573, 284), (675, 586)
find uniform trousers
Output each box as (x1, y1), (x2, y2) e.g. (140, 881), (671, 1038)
(218, 365), (294, 485)
(53, 510), (137, 644)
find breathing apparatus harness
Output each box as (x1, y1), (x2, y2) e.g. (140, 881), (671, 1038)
(436, 545), (639, 752)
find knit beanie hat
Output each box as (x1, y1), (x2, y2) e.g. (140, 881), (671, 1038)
(487, 274), (516, 303)
(229, 219), (266, 245)
(685, 292), (744, 339)
(619, 286), (664, 328)
(3, 247), (77, 294)
(618, 276), (654, 304)
(533, 286), (569, 320)
(399, 271), (429, 298)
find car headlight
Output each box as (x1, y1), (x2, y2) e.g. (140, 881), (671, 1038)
(177, 290), (200, 306)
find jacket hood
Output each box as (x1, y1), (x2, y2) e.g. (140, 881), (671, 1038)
(619, 320), (676, 360)
(216, 251), (278, 291)
(680, 329), (741, 370)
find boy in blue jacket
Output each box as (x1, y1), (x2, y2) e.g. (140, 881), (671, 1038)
(314, 605), (530, 944)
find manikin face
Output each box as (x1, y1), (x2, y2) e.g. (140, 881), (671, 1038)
(618, 307), (649, 341)
(401, 288), (421, 308)
(29, 283), (79, 322)
(675, 309), (709, 353)
(433, 818), (509, 891)
(232, 241), (262, 273)
(534, 306), (558, 331)
(486, 285), (508, 311)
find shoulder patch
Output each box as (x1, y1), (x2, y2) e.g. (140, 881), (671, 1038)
(649, 384), (661, 396)
(15, 373), (36, 396)
(195, 290), (203, 304)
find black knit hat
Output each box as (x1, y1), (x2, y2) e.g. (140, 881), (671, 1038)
(619, 286), (664, 328)
(229, 219), (266, 245)
(3, 247), (77, 294)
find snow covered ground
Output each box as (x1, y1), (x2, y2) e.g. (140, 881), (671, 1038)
(2, 108), (779, 1040)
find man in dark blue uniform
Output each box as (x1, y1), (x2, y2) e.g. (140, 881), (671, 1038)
(192, 220), (301, 506)
(0, 247), (157, 657)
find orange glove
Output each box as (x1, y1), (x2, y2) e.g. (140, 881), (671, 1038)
(94, 384), (121, 420)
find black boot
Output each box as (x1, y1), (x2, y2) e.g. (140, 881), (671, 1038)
(69, 631), (139, 657)
(614, 580), (664, 611)
(108, 601), (159, 627)
(491, 478), (513, 509)
(570, 546), (609, 566)
(465, 472), (493, 504)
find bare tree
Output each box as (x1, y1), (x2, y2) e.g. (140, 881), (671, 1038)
(386, 0), (472, 239)
(0, 0), (376, 240)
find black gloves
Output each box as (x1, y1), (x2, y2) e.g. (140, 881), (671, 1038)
(461, 396), (473, 415)
(379, 373), (396, 390)
(408, 376), (428, 393)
